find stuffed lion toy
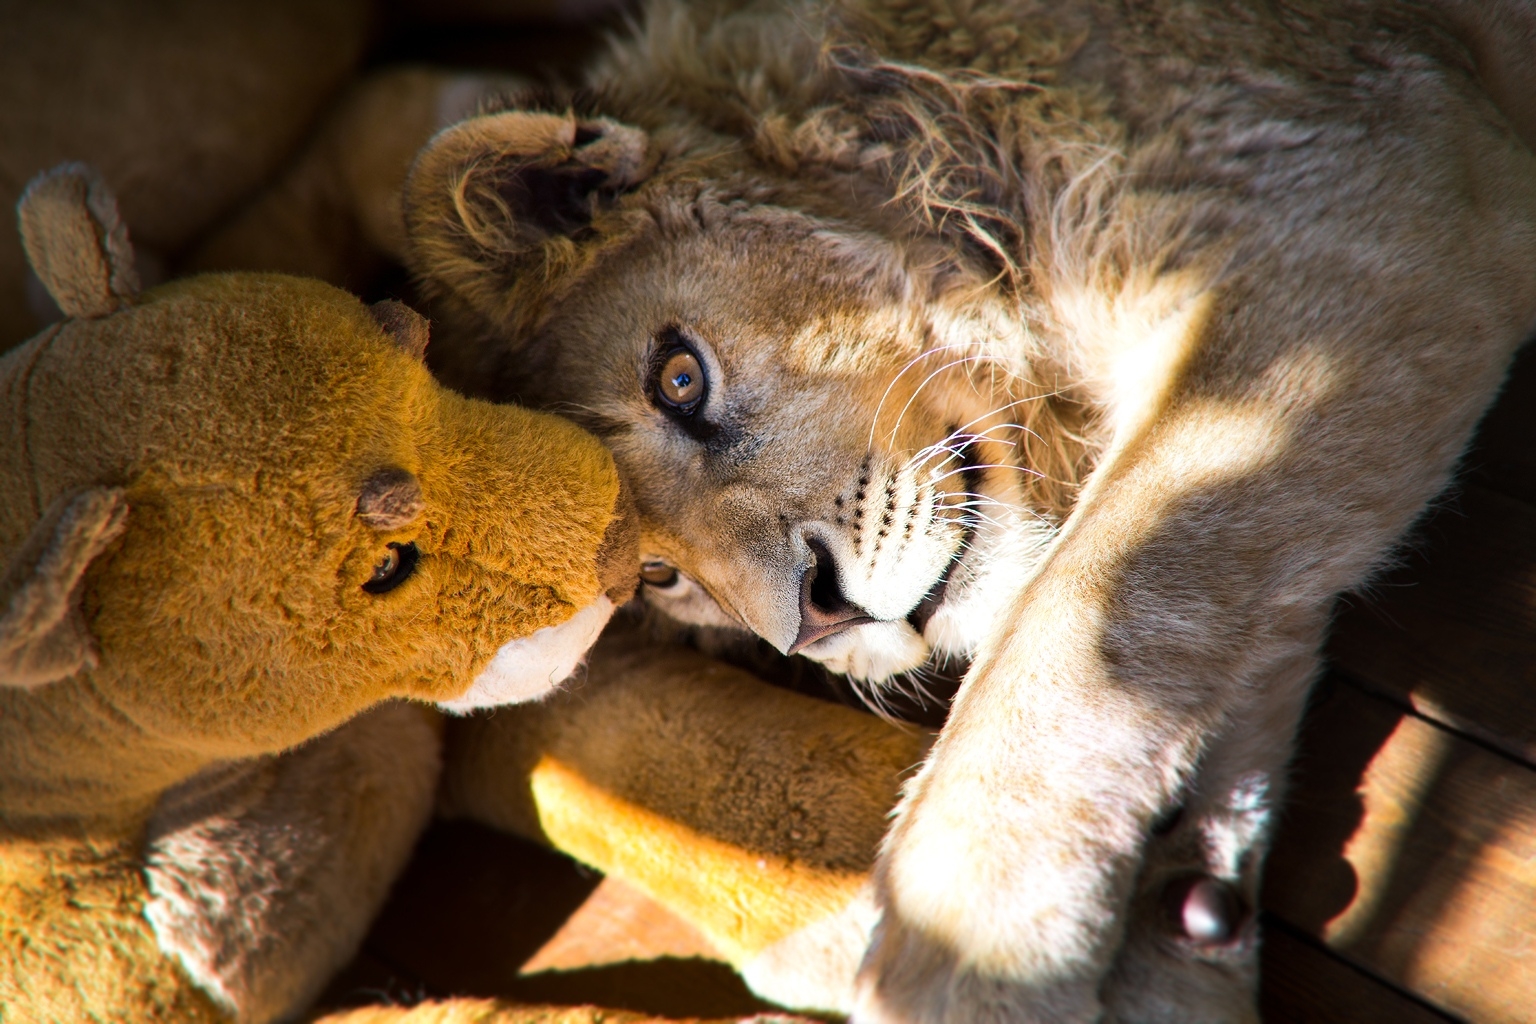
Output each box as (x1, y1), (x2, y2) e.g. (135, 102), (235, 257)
(0, 163), (644, 1023)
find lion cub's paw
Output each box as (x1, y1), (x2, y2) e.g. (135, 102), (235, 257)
(852, 910), (1102, 1024)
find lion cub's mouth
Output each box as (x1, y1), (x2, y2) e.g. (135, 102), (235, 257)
(907, 523), (973, 634)
(906, 441), (985, 633)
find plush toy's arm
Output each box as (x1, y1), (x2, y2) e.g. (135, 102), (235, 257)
(437, 633), (933, 1016)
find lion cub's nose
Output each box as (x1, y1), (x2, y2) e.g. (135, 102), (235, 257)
(790, 538), (874, 654)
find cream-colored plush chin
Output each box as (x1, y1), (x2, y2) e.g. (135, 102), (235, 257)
(437, 596), (616, 712)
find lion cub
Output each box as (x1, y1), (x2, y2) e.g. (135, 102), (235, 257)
(402, 1), (1536, 1019)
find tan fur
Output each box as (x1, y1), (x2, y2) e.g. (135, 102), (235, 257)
(0, 0), (373, 349)
(322, 1000), (804, 1023)
(0, 2), (548, 351)
(185, 65), (531, 291)
(406, 0), (1536, 1019)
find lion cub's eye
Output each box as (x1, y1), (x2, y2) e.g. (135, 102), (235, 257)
(640, 560), (680, 588)
(363, 541), (419, 594)
(653, 346), (706, 415)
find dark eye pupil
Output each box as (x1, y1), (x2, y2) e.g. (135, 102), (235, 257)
(363, 541), (419, 594)
(671, 371), (692, 388)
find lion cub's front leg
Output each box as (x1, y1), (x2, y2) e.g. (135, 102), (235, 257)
(858, 539), (1327, 1023)
(1097, 648), (1321, 1023)
(855, 233), (1536, 1020)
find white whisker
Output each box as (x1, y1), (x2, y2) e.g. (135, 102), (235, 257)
(929, 462), (1045, 484)
(867, 343), (972, 450)
(884, 355), (990, 447)
(909, 427), (1023, 473)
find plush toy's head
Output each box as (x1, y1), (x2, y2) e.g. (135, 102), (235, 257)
(0, 166), (636, 815)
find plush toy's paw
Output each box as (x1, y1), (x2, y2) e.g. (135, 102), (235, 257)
(145, 702), (442, 1022)
(0, 487), (128, 687)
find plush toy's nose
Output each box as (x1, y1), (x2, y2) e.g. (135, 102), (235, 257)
(595, 475), (640, 605)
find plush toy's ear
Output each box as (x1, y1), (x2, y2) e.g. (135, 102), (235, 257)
(17, 163), (140, 319)
(0, 489), (128, 688)
(368, 299), (430, 361)
(403, 109), (651, 329)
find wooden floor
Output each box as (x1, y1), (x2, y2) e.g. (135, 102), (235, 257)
(1256, 338), (1536, 1023)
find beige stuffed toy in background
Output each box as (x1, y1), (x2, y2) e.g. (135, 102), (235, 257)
(0, 0), (618, 353)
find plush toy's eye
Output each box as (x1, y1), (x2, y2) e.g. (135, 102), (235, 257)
(363, 541), (419, 594)
(640, 560), (680, 588)
(651, 343), (707, 415)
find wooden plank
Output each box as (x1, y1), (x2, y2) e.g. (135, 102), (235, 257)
(1264, 680), (1536, 1023)
(1327, 485), (1536, 767)
(1466, 338), (1536, 508)
(1259, 920), (1457, 1024)
(358, 820), (779, 1020)
(520, 876), (720, 973)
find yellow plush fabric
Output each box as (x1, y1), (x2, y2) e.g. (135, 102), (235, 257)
(1, 836), (226, 1021)
(0, 167), (631, 1021)
(440, 633), (932, 1008)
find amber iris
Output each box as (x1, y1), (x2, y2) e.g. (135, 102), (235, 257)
(657, 348), (705, 411)
(640, 561), (680, 587)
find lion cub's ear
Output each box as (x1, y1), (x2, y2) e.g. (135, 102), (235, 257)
(403, 110), (650, 328)
(0, 489), (128, 688)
